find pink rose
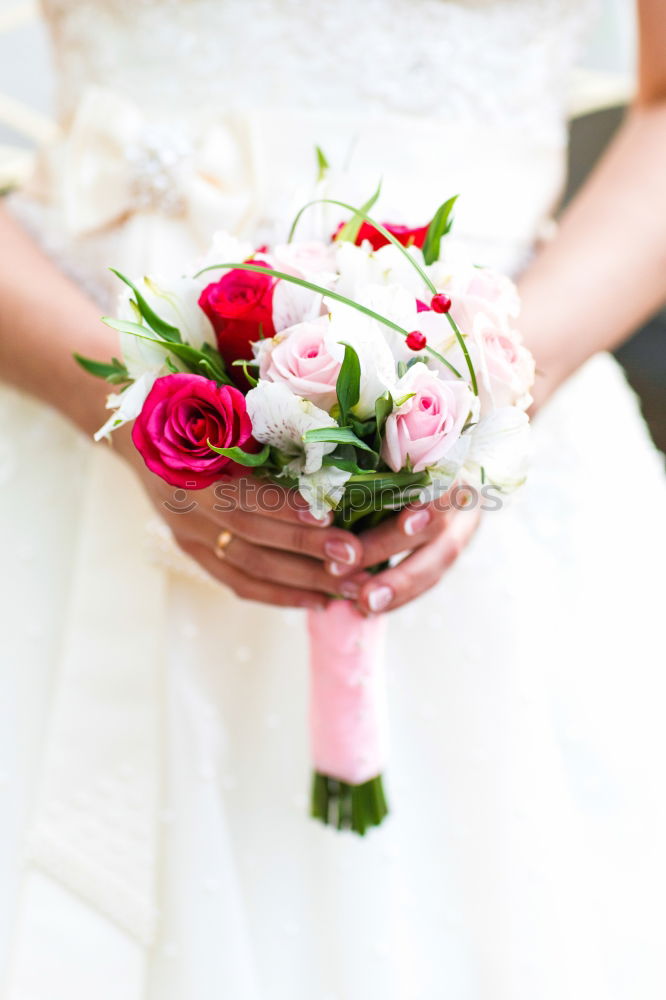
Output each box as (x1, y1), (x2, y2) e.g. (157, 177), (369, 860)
(435, 266), (520, 334)
(382, 364), (473, 473)
(257, 317), (340, 411)
(198, 261), (276, 386)
(473, 314), (535, 411)
(132, 373), (254, 489)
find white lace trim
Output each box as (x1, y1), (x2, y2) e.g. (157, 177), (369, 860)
(41, 0), (598, 144)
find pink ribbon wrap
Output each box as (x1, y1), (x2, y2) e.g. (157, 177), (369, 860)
(307, 600), (389, 785)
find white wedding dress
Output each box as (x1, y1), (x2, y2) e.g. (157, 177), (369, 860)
(2, 1), (666, 997)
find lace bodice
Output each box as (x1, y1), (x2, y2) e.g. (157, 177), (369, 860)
(41, 0), (597, 145)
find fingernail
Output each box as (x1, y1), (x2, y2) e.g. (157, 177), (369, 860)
(301, 597), (326, 611)
(298, 509), (333, 526)
(367, 585), (393, 613)
(324, 539), (357, 565)
(327, 561), (350, 577)
(403, 509), (430, 536)
(340, 579), (360, 599)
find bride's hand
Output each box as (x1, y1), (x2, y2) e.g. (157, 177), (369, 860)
(114, 426), (364, 609)
(115, 426), (479, 611)
(344, 500), (482, 615)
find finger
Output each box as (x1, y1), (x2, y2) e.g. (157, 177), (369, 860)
(179, 540), (328, 610)
(204, 476), (335, 529)
(357, 509), (480, 614)
(182, 521), (350, 596)
(358, 502), (448, 569)
(212, 507), (363, 577)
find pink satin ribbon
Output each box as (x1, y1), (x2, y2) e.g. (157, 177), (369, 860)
(307, 600), (388, 785)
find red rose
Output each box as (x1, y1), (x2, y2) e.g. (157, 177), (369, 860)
(132, 373), (254, 489)
(198, 263), (276, 386)
(333, 221), (429, 251)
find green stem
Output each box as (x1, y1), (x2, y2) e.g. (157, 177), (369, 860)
(310, 773), (389, 835)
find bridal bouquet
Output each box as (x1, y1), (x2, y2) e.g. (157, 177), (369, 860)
(76, 186), (534, 834)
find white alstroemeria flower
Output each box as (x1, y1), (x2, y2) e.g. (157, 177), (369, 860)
(298, 465), (351, 519)
(357, 283), (422, 364)
(334, 241), (378, 299)
(371, 243), (430, 299)
(94, 372), (157, 441)
(271, 280), (326, 333)
(462, 406), (531, 494)
(418, 433), (472, 504)
(245, 380), (339, 475)
(335, 241), (429, 302)
(325, 297), (397, 418)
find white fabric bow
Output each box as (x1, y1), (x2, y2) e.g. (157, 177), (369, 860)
(59, 87), (262, 239)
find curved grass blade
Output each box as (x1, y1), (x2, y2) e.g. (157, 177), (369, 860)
(287, 198), (479, 394)
(193, 263), (463, 380)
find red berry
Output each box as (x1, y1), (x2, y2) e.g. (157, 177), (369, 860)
(406, 330), (427, 351)
(431, 293), (451, 314)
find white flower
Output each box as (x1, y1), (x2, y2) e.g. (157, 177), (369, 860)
(195, 231), (254, 276)
(245, 380), (339, 475)
(269, 241), (335, 332)
(93, 372), (157, 441)
(334, 241), (428, 302)
(371, 243), (430, 298)
(116, 272), (215, 380)
(418, 433), (472, 503)
(325, 296), (397, 418)
(298, 465), (351, 519)
(271, 279), (325, 333)
(462, 406), (531, 493)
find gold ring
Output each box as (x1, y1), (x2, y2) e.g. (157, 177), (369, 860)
(214, 529), (233, 559)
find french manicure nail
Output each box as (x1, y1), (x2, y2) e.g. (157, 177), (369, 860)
(327, 561), (349, 577)
(324, 539), (357, 565)
(298, 509), (332, 526)
(367, 585), (393, 613)
(404, 509), (430, 536)
(340, 579), (360, 599)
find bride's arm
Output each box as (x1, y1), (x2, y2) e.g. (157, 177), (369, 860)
(519, 0), (666, 410)
(0, 207), (113, 435)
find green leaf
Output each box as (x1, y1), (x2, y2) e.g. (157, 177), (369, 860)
(393, 391), (416, 408)
(315, 145), (329, 182)
(321, 455), (367, 475)
(73, 352), (130, 384)
(335, 342), (361, 422)
(334, 180), (381, 245)
(206, 442), (271, 466)
(101, 317), (233, 385)
(374, 393), (392, 450)
(109, 268), (182, 343)
(422, 195), (458, 266)
(303, 426), (377, 455)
